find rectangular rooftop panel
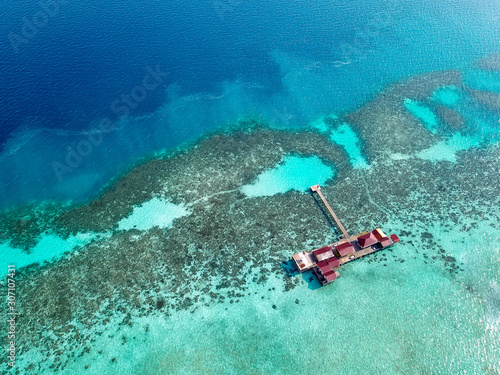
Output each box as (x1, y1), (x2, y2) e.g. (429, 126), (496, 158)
(313, 245), (334, 262)
(334, 241), (355, 257)
(379, 237), (392, 248)
(390, 234), (400, 243)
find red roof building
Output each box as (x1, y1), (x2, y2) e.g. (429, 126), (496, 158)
(372, 228), (385, 241)
(312, 245), (334, 262)
(326, 257), (340, 269)
(379, 236), (392, 248)
(317, 257), (340, 273)
(323, 270), (339, 283)
(334, 242), (355, 257)
(357, 232), (379, 248)
(390, 234), (400, 243)
(317, 260), (330, 272)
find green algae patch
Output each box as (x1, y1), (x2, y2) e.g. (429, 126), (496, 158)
(117, 198), (190, 231)
(240, 155), (335, 197)
(403, 98), (439, 134)
(431, 86), (461, 106)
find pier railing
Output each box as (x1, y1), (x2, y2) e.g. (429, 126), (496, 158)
(310, 185), (349, 239)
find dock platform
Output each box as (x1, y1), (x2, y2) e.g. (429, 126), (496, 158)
(310, 184), (349, 239)
(291, 185), (401, 286)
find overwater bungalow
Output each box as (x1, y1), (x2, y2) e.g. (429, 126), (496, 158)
(292, 185), (401, 286)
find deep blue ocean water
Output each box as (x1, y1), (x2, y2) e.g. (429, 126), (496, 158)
(1, 0), (499, 208)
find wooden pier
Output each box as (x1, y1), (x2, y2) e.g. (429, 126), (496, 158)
(290, 185), (401, 286)
(310, 185), (349, 239)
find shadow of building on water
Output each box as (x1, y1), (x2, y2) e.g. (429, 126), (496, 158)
(280, 259), (322, 290)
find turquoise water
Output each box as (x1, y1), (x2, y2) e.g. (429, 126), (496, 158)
(117, 198), (190, 231)
(311, 116), (369, 169)
(2, 0), (500, 209)
(1, 1), (500, 374)
(0, 232), (102, 275)
(403, 98), (440, 134)
(241, 155), (335, 197)
(431, 86), (461, 106)
(415, 133), (481, 162)
(329, 124), (369, 169)
(463, 69), (500, 92)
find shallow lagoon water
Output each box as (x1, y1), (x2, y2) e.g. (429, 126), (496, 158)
(2, 68), (500, 373)
(311, 117), (369, 169)
(431, 86), (461, 106)
(403, 99), (440, 134)
(11, 213), (499, 374)
(117, 198), (190, 231)
(416, 133), (481, 163)
(241, 155), (335, 197)
(0, 232), (101, 276)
